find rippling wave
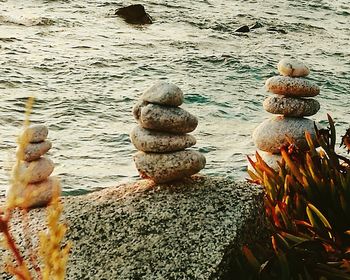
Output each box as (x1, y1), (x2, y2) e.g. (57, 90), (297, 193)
(0, 0), (349, 195)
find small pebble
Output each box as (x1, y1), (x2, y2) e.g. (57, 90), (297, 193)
(141, 81), (184, 106)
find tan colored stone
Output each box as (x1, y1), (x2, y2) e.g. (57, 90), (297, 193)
(14, 157), (54, 183)
(142, 81), (184, 106)
(263, 96), (320, 117)
(140, 104), (198, 133)
(6, 176), (60, 208)
(265, 76), (320, 97)
(22, 124), (48, 143)
(130, 126), (196, 152)
(17, 140), (52, 161)
(252, 116), (317, 153)
(134, 150), (206, 183)
(277, 58), (310, 77)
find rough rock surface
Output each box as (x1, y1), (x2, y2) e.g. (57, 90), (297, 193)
(0, 175), (268, 280)
(20, 140), (52, 162)
(115, 4), (152, 24)
(141, 81), (184, 106)
(130, 125), (196, 153)
(22, 124), (48, 143)
(139, 103), (198, 134)
(277, 58), (310, 77)
(252, 116), (317, 153)
(263, 95), (320, 117)
(134, 150), (206, 183)
(265, 76), (320, 97)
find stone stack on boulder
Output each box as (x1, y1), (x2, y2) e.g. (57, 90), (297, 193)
(252, 58), (320, 169)
(7, 124), (59, 208)
(131, 81), (206, 183)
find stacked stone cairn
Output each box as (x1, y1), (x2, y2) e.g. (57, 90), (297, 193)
(7, 124), (59, 208)
(130, 81), (206, 183)
(252, 58), (320, 169)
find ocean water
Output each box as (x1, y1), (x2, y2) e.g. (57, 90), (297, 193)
(0, 0), (349, 195)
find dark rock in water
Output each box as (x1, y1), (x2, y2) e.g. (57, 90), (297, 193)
(234, 25), (250, 33)
(115, 4), (152, 24)
(267, 27), (287, 34)
(250, 21), (263, 29)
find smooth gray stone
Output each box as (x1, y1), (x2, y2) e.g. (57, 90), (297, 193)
(13, 157), (54, 183)
(0, 176), (268, 280)
(142, 81), (184, 106)
(133, 150), (206, 183)
(21, 124), (48, 143)
(132, 99), (148, 121)
(265, 76), (320, 97)
(130, 126), (196, 152)
(252, 116), (317, 153)
(277, 58), (310, 77)
(140, 104), (198, 134)
(18, 140), (52, 162)
(263, 95), (320, 117)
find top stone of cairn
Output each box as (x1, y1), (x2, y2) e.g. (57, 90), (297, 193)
(141, 81), (184, 106)
(22, 124), (48, 143)
(277, 58), (310, 77)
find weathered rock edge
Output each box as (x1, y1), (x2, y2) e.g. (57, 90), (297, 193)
(0, 175), (268, 280)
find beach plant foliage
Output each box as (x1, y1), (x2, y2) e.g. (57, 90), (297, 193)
(245, 115), (350, 279)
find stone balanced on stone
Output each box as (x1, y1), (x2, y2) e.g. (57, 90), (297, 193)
(7, 124), (59, 208)
(252, 58), (320, 169)
(131, 81), (206, 183)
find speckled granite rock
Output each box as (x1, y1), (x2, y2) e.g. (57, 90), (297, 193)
(139, 103), (198, 134)
(265, 76), (320, 97)
(134, 150), (206, 183)
(0, 175), (268, 280)
(22, 124), (48, 143)
(252, 116), (317, 153)
(130, 125), (196, 152)
(141, 81), (184, 106)
(263, 95), (320, 117)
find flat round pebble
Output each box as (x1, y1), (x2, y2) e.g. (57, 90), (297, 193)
(277, 58), (310, 77)
(252, 116), (317, 153)
(133, 150), (206, 183)
(22, 124), (48, 143)
(6, 176), (60, 208)
(265, 76), (320, 97)
(15, 157), (54, 183)
(17, 140), (52, 161)
(140, 104), (198, 134)
(141, 81), (184, 106)
(263, 96), (320, 117)
(130, 126), (196, 152)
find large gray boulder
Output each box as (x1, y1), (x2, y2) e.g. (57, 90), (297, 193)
(0, 176), (267, 280)
(252, 116), (317, 153)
